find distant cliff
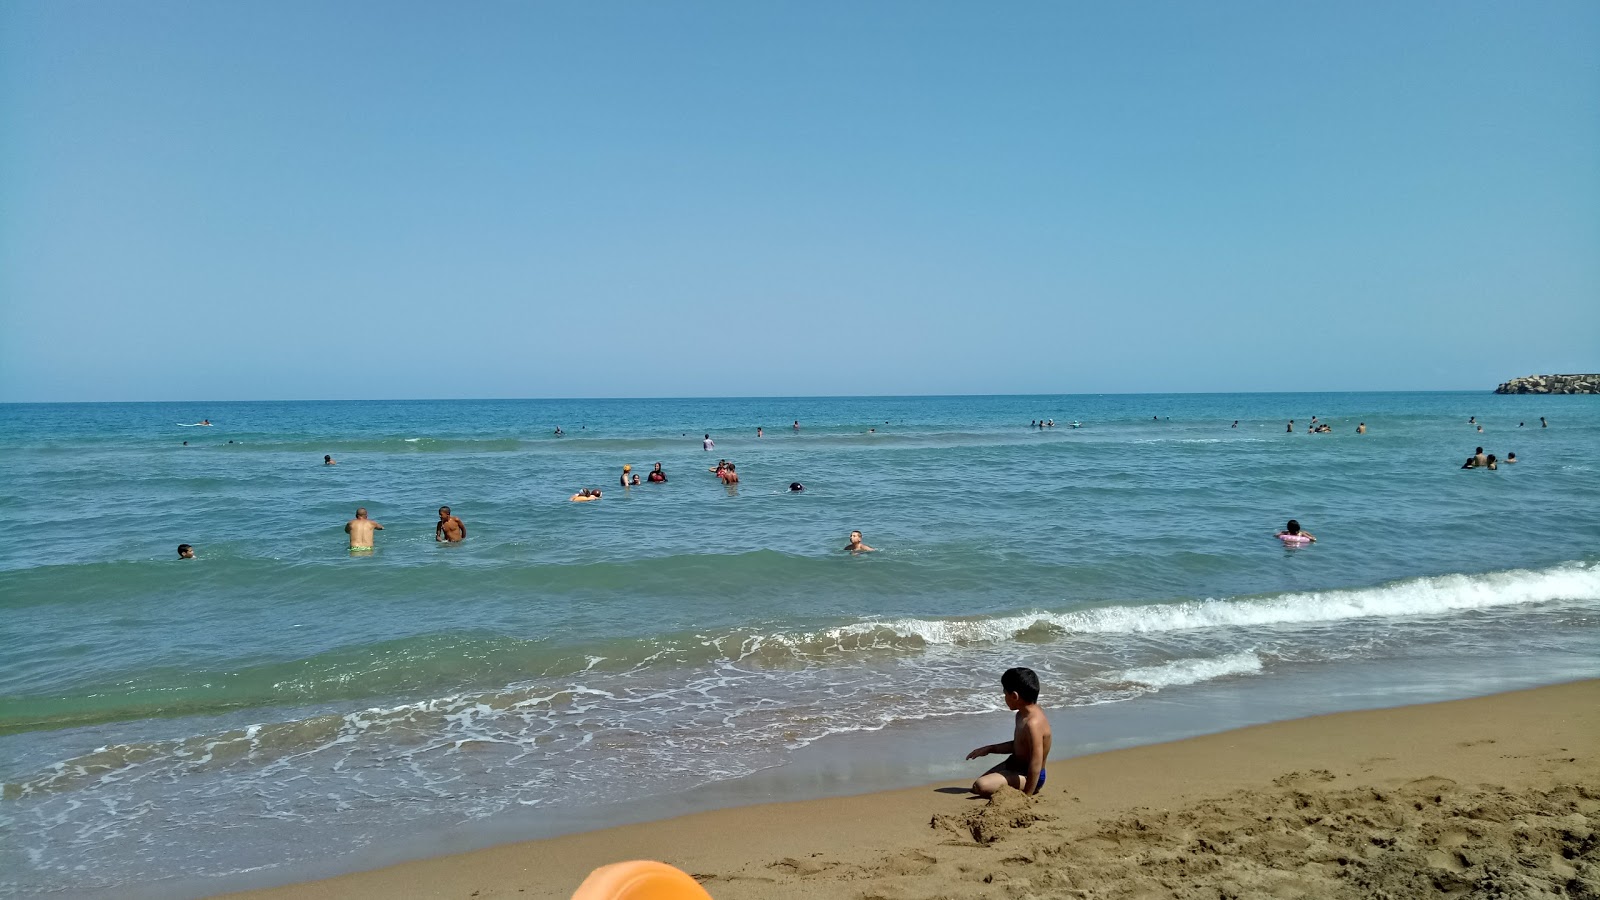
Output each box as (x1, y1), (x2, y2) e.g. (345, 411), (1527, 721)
(1494, 374), (1600, 394)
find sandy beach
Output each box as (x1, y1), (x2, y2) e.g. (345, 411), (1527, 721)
(222, 679), (1599, 900)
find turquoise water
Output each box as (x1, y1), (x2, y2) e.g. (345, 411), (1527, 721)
(1, 392), (1597, 896)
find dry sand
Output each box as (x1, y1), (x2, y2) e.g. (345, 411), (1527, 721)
(223, 680), (1599, 900)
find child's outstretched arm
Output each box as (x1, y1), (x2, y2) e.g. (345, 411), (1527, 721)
(966, 740), (1014, 760)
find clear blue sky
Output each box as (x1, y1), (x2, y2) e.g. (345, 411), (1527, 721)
(2, 2), (1596, 401)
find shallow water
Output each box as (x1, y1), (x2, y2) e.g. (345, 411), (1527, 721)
(1, 392), (1596, 895)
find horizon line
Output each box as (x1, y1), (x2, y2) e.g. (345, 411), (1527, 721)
(0, 387), (1510, 405)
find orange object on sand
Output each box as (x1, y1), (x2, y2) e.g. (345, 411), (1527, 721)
(571, 860), (713, 900)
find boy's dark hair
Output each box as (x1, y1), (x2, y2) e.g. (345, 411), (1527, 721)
(177, 544), (192, 555)
(1001, 667), (1040, 703)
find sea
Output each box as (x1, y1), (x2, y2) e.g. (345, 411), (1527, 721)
(2, 392), (1597, 897)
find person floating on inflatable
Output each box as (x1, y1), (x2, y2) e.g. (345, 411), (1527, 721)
(1275, 519), (1316, 545)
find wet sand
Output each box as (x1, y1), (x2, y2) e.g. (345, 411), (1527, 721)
(222, 679), (1599, 899)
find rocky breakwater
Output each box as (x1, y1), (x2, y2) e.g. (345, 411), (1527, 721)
(1494, 374), (1600, 394)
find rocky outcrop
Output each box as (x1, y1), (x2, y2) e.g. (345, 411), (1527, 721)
(1494, 374), (1600, 394)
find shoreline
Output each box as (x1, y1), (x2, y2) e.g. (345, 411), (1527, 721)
(218, 678), (1600, 900)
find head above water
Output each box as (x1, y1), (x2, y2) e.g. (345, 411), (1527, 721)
(177, 544), (194, 559)
(1476, 447), (1484, 455)
(789, 482), (804, 492)
(623, 465), (631, 472)
(355, 508), (368, 519)
(1001, 667), (1040, 704)
(1285, 519), (1302, 534)
(438, 506), (451, 518)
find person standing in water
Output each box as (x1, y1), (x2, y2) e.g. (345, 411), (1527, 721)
(703, 433), (715, 451)
(345, 508), (383, 551)
(843, 530), (875, 553)
(435, 506), (466, 543)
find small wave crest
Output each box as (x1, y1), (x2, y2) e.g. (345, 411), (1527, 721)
(1116, 651), (1264, 687)
(811, 561), (1599, 645)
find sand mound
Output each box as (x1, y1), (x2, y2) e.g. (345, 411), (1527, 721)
(930, 787), (1054, 844)
(724, 776), (1597, 899)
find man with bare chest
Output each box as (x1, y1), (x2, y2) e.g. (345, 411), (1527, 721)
(435, 506), (466, 543)
(345, 507), (383, 551)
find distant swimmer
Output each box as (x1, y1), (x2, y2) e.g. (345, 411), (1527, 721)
(1519, 422), (1525, 428)
(1287, 420), (1294, 433)
(710, 458), (728, 475)
(648, 462), (667, 483)
(1541, 417), (1548, 428)
(324, 455), (336, 465)
(201, 419), (212, 426)
(570, 488), (601, 502)
(1231, 421), (1238, 428)
(788, 482), (804, 492)
(345, 508), (383, 551)
(177, 543), (195, 559)
(719, 463), (739, 484)
(554, 426), (565, 436)
(1485, 454), (1499, 470)
(1477, 425), (1484, 433)
(1275, 520), (1316, 544)
(620, 464), (632, 487)
(757, 427), (764, 438)
(843, 530), (875, 553)
(1468, 416), (1475, 424)
(703, 434), (715, 451)
(1357, 423), (1367, 434)
(793, 421), (800, 431)
(1046, 419), (1054, 428)
(1462, 447), (1489, 469)
(1506, 452), (1518, 463)
(435, 506), (466, 543)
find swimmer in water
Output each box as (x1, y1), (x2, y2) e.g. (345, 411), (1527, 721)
(1485, 454), (1499, 470)
(757, 427), (763, 438)
(631, 473), (641, 485)
(648, 462), (667, 483)
(1275, 519), (1316, 543)
(1506, 452), (1518, 463)
(703, 434), (715, 451)
(620, 464), (632, 487)
(789, 482), (804, 492)
(177, 543), (195, 559)
(843, 530), (875, 553)
(1461, 446), (1489, 469)
(435, 506), (466, 543)
(1287, 420), (1294, 433)
(1357, 423), (1367, 434)
(719, 463), (739, 484)
(345, 507), (383, 551)
(324, 454), (336, 465)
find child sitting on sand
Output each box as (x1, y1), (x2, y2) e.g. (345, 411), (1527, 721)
(966, 667), (1053, 796)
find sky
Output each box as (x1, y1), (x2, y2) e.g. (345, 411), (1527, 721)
(1, 2), (1596, 402)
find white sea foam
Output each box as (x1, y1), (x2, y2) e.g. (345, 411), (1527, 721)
(812, 562), (1600, 645)
(1117, 651), (1264, 687)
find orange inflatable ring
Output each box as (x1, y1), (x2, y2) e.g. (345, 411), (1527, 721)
(571, 860), (713, 900)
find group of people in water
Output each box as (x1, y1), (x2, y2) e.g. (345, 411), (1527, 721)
(172, 410), (1553, 559)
